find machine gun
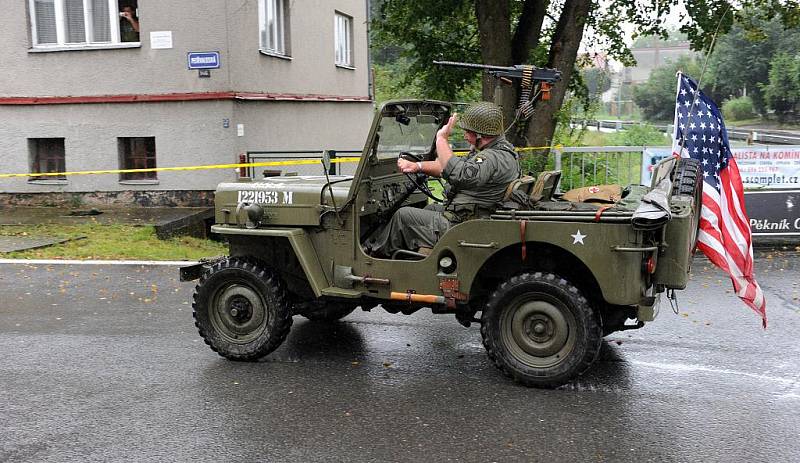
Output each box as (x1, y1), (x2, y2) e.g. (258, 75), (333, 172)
(433, 60), (561, 122)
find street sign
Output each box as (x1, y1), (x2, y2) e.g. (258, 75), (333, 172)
(187, 52), (221, 70)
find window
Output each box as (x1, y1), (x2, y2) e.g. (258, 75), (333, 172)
(118, 137), (156, 181)
(259, 0), (289, 56)
(29, 0), (140, 48)
(28, 138), (66, 181)
(334, 12), (353, 67)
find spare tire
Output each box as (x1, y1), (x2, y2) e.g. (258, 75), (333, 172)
(671, 158), (703, 251)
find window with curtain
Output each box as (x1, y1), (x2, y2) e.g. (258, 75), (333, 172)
(334, 12), (353, 67)
(259, 0), (290, 56)
(29, 0), (139, 48)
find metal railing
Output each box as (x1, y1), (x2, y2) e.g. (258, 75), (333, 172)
(245, 146), (650, 190)
(245, 150), (362, 178)
(572, 118), (800, 145)
(550, 146), (652, 190)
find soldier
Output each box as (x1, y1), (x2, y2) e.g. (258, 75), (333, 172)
(365, 102), (520, 258)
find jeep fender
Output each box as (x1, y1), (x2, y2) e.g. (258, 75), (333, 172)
(210, 226), (328, 297)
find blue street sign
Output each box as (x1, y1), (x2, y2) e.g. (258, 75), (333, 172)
(187, 52), (221, 69)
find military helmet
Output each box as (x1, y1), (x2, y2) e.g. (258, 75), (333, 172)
(458, 102), (504, 136)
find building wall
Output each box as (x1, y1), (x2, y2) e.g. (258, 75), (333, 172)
(0, 0), (373, 202)
(2, 0), (369, 97)
(0, 100), (372, 194)
(626, 44), (696, 84)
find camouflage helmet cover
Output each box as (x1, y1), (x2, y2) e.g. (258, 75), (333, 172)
(458, 101), (504, 136)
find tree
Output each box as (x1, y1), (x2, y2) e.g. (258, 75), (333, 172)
(705, 16), (800, 114)
(581, 66), (612, 101)
(762, 52), (800, 122)
(373, 0), (800, 171)
(633, 56), (705, 122)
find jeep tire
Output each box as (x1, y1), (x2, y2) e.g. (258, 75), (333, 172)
(193, 257), (293, 361)
(481, 272), (602, 388)
(672, 157), (704, 250)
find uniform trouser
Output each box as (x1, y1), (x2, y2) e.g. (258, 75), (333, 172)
(365, 203), (452, 258)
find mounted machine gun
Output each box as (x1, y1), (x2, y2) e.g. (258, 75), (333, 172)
(433, 60), (561, 126)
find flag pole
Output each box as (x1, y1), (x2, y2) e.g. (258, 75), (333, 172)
(675, 6), (732, 158)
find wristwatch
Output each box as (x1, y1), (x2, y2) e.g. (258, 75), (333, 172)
(416, 161), (423, 172)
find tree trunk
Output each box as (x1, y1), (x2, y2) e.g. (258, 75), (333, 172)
(511, 0), (549, 64)
(474, 0), (517, 128)
(523, 0), (593, 173)
(475, 0), (549, 144)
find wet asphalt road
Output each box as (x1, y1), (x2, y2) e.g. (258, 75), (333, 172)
(1, 253), (799, 463)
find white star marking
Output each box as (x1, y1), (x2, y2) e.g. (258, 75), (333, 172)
(571, 230), (586, 245)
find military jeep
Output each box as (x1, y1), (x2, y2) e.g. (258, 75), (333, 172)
(181, 99), (702, 388)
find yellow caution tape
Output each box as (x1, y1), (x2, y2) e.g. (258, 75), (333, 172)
(0, 157), (363, 179)
(0, 144), (562, 178)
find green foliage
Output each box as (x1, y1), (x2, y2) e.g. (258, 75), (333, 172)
(372, 0), (482, 102)
(762, 52), (800, 122)
(608, 124), (669, 146)
(373, 59), (425, 104)
(722, 96), (757, 120)
(633, 55), (705, 122)
(705, 16), (800, 114)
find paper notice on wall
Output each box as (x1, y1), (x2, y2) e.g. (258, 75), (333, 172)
(150, 31), (173, 49)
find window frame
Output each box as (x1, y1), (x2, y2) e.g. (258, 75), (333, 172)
(28, 0), (140, 51)
(28, 138), (67, 183)
(258, 0), (290, 58)
(118, 136), (158, 183)
(334, 11), (354, 69)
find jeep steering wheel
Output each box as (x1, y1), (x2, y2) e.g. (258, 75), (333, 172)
(398, 152), (445, 203)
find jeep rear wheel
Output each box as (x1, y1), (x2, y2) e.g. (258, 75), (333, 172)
(481, 272), (602, 388)
(193, 257), (292, 361)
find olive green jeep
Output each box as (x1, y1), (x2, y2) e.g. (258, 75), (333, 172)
(181, 100), (702, 388)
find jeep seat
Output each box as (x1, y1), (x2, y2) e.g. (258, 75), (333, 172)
(502, 170), (562, 203)
(530, 170), (561, 202)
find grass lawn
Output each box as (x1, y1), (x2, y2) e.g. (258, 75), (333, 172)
(0, 223), (227, 261)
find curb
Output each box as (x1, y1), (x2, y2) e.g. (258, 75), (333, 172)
(0, 259), (196, 266)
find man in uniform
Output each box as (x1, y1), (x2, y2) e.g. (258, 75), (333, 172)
(365, 102), (520, 258)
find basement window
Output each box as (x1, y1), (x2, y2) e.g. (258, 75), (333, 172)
(28, 138), (67, 182)
(118, 137), (157, 181)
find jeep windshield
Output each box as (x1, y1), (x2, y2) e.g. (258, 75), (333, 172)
(375, 101), (451, 160)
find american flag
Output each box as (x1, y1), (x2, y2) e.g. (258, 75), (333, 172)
(672, 73), (766, 327)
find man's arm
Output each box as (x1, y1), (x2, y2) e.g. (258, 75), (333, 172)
(122, 12), (140, 32)
(396, 114), (456, 176)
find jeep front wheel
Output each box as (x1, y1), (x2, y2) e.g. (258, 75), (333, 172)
(480, 272), (602, 388)
(193, 257), (293, 361)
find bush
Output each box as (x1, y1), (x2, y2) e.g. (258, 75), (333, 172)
(722, 96), (756, 121)
(607, 124), (669, 146)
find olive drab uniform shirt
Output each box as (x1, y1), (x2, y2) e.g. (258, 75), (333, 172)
(441, 135), (520, 221)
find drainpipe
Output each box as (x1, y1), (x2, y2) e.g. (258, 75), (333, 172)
(366, 0), (373, 101)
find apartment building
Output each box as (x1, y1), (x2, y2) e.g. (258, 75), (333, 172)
(0, 0), (373, 206)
